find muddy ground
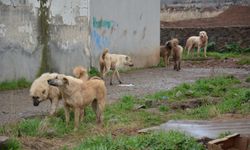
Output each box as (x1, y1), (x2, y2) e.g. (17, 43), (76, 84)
(0, 59), (249, 125)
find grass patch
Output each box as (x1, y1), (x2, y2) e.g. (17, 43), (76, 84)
(0, 78), (31, 91)
(237, 56), (250, 65)
(246, 76), (250, 82)
(88, 67), (100, 77)
(74, 131), (204, 150)
(0, 138), (21, 150)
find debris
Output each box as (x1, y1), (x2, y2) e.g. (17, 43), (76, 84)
(138, 119), (250, 139)
(118, 84), (135, 87)
(133, 104), (146, 110)
(208, 133), (250, 150)
(0, 136), (9, 147)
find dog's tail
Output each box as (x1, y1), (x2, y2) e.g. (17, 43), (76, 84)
(102, 48), (109, 60)
(73, 66), (89, 81)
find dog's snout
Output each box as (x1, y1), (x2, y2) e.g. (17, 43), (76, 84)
(33, 99), (40, 106)
(47, 79), (52, 84)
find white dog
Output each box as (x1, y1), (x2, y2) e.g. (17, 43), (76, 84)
(99, 48), (134, 85)
(185, 31), (208, 57)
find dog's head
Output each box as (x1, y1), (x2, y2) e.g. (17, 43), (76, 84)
(30, 88), (49, 106)
(199, 31), (207, 39)
(165, 41), (172, 49)
(47, 74), (69, 87)
(171, 38), (179, 47)
(124, 56), (134, 67)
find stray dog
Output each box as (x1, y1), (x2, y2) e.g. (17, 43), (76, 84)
(30, 73), (62, 115)
(99, 48), (134, 85)
(160, 40), (172, 66)
(171, 38), (183, 71)
(185, 31), (208, 57)
(48, 74), (106, 130)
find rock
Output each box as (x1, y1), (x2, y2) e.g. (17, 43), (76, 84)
(0, 136), (9, 146)
(175, 91), (182, 97)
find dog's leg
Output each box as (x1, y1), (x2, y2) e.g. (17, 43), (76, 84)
(204, 44), (207, 58)
(50, 98), (59, 115)
(96, 101), (105, 125)
(115, 70), (122, 84)
(197, 45), (201, 57)
(74, 107), (81, 131)
(80, 109), (84, 122)
(110, 70), (115, 85)
(178, 60), (181, 71)
(64, 103), (70, 126)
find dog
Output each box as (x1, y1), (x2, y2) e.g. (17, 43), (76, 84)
(160, 40), (172, 66)
(30, 66), (90, 116)
(48, 74), (106, 130)
(185, 31), (208, 57)
(171, 38), (183, 71)
(160, 39), (183, 71)
(99, 48), (134, 85)
(30, 73), (62, 115)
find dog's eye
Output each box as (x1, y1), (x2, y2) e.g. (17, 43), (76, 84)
(42, 90), (46, 94)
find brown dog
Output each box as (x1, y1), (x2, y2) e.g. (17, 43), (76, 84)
(185, 31), (208, 57)
(48, 74), (106, 130)
(73, 66), (89, 81)
(99, 48), (134, 85)
(160, 40), (172, 66)
(160, 39), (183, 71)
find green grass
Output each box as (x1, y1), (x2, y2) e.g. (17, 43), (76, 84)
(0, 138), (21, 150)
(1, 75), (249, 149)
(237, 56), (250, 65)
(74, 131), (204, 150)
(88, 67), (101, 77)
(246, 76), (250, 82)
(0, 78), (31, 91)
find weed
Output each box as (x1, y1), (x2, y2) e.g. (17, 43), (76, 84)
(159, 105), (169, 112)
(88, 67), (100, 77)
(218, 131), (232, 138)
(237, 57), (250, 65)
(246, 76), (250, 82)
(74, 131), (204, 150)
(224, 43), (250, 53)
(1, 138), (21, 150)
(0, 78), (31, 91)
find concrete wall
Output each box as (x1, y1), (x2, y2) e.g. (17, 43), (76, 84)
(90, 0), (160, 68)
(0, 0), (160, 81)
(0, 0), (90, 81)
(161, 27), (250, 50)
(0, 1), (41, 82)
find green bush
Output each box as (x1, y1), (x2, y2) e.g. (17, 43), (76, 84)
(0, 78), (31, 91)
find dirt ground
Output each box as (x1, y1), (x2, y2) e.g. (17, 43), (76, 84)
(161, 6), (250, 28)
(0, 59), (249, 125)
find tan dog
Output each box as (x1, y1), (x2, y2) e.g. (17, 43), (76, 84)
(30, 73), (62, 115)
(48, 74), (106, 130)
(30, 67), (89, 116)
(160, 40), (172, 66)
(99, 48), (134, 85)
(185, 31), (208, 57)
(171, 38), (183, 71)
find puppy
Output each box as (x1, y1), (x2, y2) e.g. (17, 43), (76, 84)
(185, 31), (208, 57)
(160, 40), (172, 66)
(171, 38), (183, 71)
(99, 48), (134, 85)
(48, 74), (106, 130)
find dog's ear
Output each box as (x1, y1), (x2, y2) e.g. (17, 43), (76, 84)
(166, 42), (172, 49)
(63, 77), (69, 85)
(125, 56), (129, 61)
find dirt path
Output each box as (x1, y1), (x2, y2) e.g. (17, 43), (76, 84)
(0, 66), (249, 125)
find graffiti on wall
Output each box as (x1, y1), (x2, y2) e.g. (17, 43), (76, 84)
(91, 30), (110, 50)
(93, 17), (114, 29)
(91, 17), (118, 50)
